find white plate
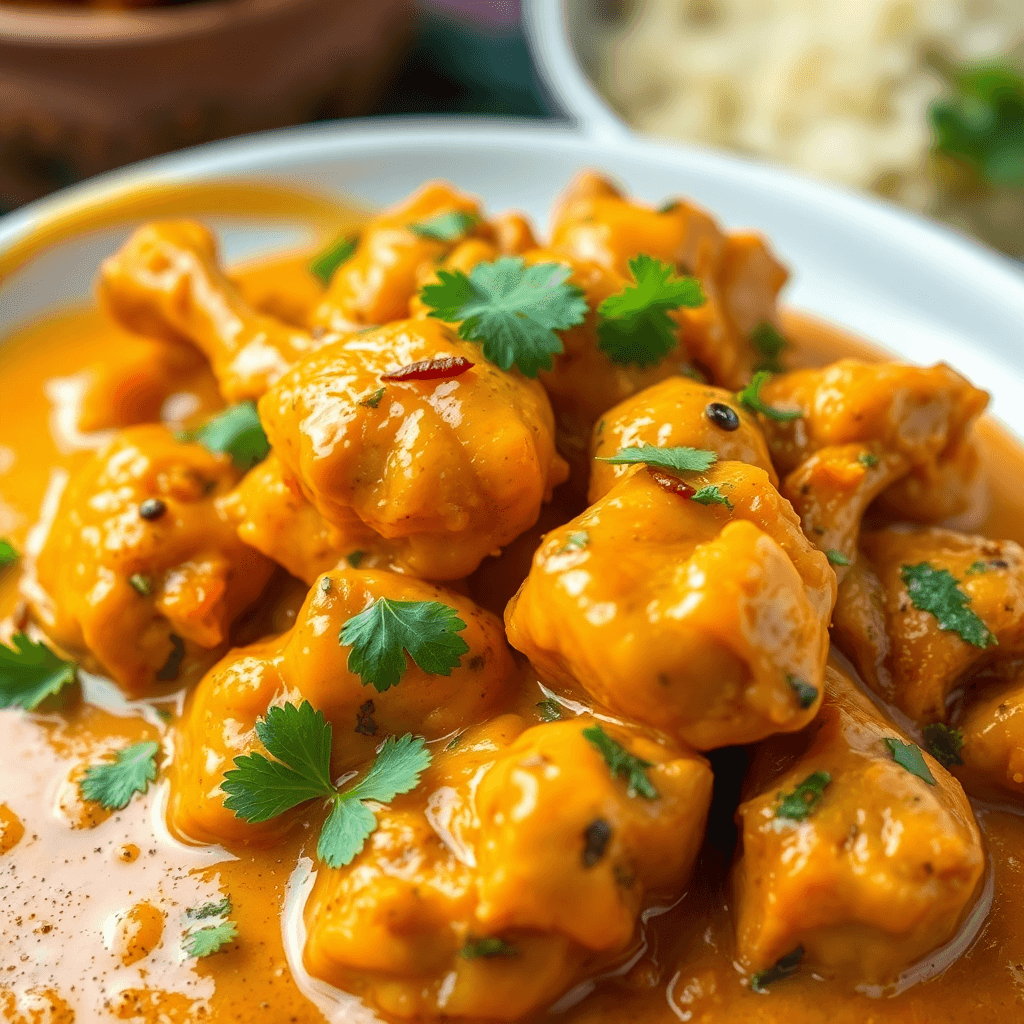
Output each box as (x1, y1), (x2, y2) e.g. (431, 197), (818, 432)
(3, 116), (1024, 439)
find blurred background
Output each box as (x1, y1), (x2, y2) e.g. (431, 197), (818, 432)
(0, 0), (1021, 256)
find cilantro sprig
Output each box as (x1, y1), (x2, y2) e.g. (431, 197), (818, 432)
(596, 443), (718, 475)
(0, 634), (77, 711)
(80, 740), (160, 810)
(737, 372), (801, 422)
(186, 402), (270, 471)
(596, 254), (704, 368)
(775, 771), (831, 821)
(310, 234), (357, 286)
(340, 598), (470, 692)
(901, 563), (997, 649)
(923, 723), (964, 769)
(184, 920), (238, 959)
(409, 210), (479, 242)
(750, 321), (788, 373)
(884, 737), (936, 785)
(787, 675), (819, 709)
(419, 256), (588, 377)
(222, 701), (431, 868)
(691, 484), (732, 509)
(0, 538), (18, 568)
(582, 724), (658, 800)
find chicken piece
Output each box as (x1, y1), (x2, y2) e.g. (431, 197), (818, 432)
(168, 567), (514, 846)
(505, 462), (836, 750)
(759, 360), (988, 573)
(218, 452), (395, 584)
(98, 220), (325, 401)
(24, 425), (273, 695)
(304, 715), (712, 1020)
(259, 318), (568, 581)
(588, 375), (777, 502)
(549, 171), (788, 390)
(312, 182), (534, 332)
(955, 669), (1024, 801)
(733, 662), (984, 986)
(832, 526), (1024, 723)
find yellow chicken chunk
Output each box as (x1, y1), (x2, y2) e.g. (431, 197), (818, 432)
(733, 663), (984, 985)
(506, 462), (836, 749)
(98, 220), (325, 401)
(304, 715), (712, 1020)
(759, 360), (988, 572)
(259, 317), (568, 581)
(832, 526), (1024, 722)
(588, 375), (777, 502)
(168, 567), (513, 846)
(25, 425), (273, 694)
(955, 672), (1024, 800)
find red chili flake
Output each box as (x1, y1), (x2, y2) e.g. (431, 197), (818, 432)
(647, 467), (695, 499)
(380, 356), (475, 382)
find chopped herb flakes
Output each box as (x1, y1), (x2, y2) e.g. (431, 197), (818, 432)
(966, 561), (989, 574)
(750, 321), (788, 373)
(355, 700), (377, 737)
(884, 737), (937, 785)
(461, 937), (518, 959)
(775, 771), (831, 821)
(737, 372), (801, 422)
(129, 573), (154, 596)
(187, 897), (231, 920)
(0, 634), (77, 711)
(536, 698), (563, 722)
(309, 234), (357, 286)
(80, 740), (160, 810)
(826, 550), (850, 566)
(691, 484), (733, 509)
(222, 701), (431, 868)
(922, 723), (965, 769)
(557, 531), (590, 554)
(787, 675), (819, 709)
(858, 452), (879, 468)
(751, 946), (804, 992)
(360, 387), (386, 409)
(419, 256), (588, 377)
(582, 818), (612, 867)
(582, 724), (658, 800)
(408, 210), (480, 241)
(901, 562), (997, 649)
(0, 538), (19, 568)
(596, 254), (704, 368)
(340, 597), (470, 692)
(346, 550), (365, 568)
(596, 443), (717, 475)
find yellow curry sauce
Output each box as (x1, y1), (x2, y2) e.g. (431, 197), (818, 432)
(2, 174), (1024, 1023)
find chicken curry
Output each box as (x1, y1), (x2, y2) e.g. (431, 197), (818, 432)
(1, 171), (1024, 1023)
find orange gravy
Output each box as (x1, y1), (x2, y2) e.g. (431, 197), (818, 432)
(1, 271), (1023, 1022)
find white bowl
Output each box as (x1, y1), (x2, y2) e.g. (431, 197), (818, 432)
(2, 115), (1024, 439)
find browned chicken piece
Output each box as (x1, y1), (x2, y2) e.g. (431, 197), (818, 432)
(24, 425), (273, 695)
(311, 181), (536, 332)
(832, 526), (1024, 722)
(98, 220), (326, 402)
(169, 568), (515, 847)
(259, 317), (567, 581)
(733, 661), (984, 986)
(303, 715), (712, 1021)
(759, 360), (988, 574)
(954, 667), (1024, 800)
(506, 461), (835, 750)
(588, 375), (778, 502)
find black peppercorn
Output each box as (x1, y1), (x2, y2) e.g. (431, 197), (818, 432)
(139, 498), (167, 521)
(706, 402), (740, 431)
(582, 818), (612, 867)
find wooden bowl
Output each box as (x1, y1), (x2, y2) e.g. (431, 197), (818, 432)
(0, 0), (413, 206)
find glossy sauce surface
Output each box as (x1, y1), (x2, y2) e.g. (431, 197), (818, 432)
(2, 266), (1024, 1023)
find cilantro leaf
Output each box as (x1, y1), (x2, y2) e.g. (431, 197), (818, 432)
(691, 484), (732, 509)
(462, 937), (518, 959)
(80, 740), (160, 810)
(901, 562), (997, 649)
(187, 897), (231, 920)
(408, 210), (479, 241)
(826, 550), (850, 566)
(751, 946), (803, 993)
(340, 598), (470, 692)
(596, 254), (704, 368)
(582, 724), (658, 799)
(596, 442), (717, 475)
(750, 321), (788, 373)
(922, 723), (964, 769)
(930, 63), (1024, 187)
(189, 402), (270, 471)
(419, 257), (588, 377)
(966, 561), (989, 574)
(222, 701), (430, 869)
(737, 371), (801, 422)
(884, 737), (937, 785)
(183, 920), (237, 959)
(858, 452), (879, 467)
(0, 634), (77, 711)
(775, 770), (831, 821)
(787, 675), (819, 709)
(310, 234), (357, 286)
(0, 538), (18, 568)
(536, 698), (563, 722)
